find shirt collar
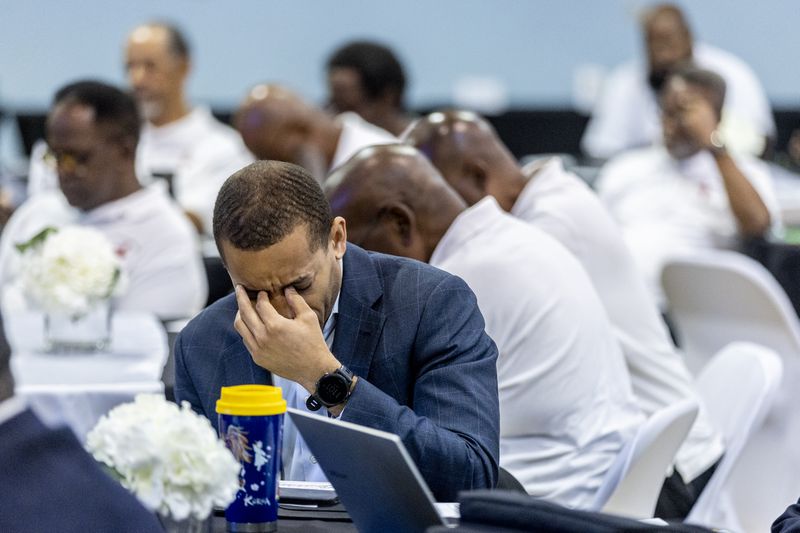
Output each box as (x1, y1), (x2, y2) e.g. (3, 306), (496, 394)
(321, 258), (343, 341)
(430, 196), (502, 266)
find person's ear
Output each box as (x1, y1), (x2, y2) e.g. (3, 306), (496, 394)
(119, 135), (138, 160)
(462, 159), (488, 194)
(381, 203), (415, 247)
(330, 216), (347, 259)
(177, 57), (191, 81)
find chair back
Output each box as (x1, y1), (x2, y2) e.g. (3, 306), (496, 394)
(594, 399), (698, 519)
(662, 251), (800, 531)
(686, 342), (782, 529)
(661, 250), (800, 374)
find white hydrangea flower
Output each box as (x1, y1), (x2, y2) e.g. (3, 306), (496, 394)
(86, 394), (241, 520)
(17, 225), (125, 316)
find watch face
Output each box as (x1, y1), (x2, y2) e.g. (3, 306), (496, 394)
(318, 374), (349, 405)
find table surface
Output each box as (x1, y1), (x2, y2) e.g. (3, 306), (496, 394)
(8, 310), (168, 386)
(213, 508), (355, 532)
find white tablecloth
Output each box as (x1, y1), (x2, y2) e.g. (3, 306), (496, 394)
(6, 311), (168, 440)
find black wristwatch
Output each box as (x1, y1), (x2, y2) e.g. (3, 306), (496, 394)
(306, 365), (355, 411)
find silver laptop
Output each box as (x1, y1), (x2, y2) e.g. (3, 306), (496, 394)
(287, 408), (452, 532)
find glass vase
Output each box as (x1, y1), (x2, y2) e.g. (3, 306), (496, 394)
(44, 299), (111, 353)
(158, 513), (213, 533)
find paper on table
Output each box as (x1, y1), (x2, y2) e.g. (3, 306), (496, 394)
(435, 502), (460, 519)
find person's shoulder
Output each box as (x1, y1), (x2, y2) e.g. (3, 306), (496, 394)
(135, 185), (200, 236)
(340, 112), (397, 143)
(3, 191), (71, 241)
(349, 246), (471, 305)
(0, 410), (162, 532)
(695, 43), (756, 74)
(179, 292), (238, 340)
(193, 107), (253, 151)
(596, 146), (665, 194)
(600, 146), (662, 176)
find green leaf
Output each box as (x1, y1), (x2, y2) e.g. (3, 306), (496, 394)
(15, 227), (58, 254)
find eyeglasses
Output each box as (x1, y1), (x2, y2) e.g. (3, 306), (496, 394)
(42, 147), (95, 173)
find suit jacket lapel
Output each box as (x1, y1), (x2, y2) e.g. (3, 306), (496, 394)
(331, 245), (385, 379)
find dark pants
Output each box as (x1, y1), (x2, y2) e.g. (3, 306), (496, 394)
(655, 458), (721, 520)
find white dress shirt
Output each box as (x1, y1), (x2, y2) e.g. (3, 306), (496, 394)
(514, 158), (723, 481)
(330, 112), (396, 172)
(0, 185), (207, 319)
(28, 107), (254, 235)
(273, 282), (341, 482)
(430, 196), (643, 509)
(582, 43), (775, 159)
(596, 146), (781, 304)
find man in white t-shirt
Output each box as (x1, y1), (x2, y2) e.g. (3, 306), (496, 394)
(1, 81), (207, 319)
(404, 110), (723, 518)
(595, 67), (780, 304)
(235, 84), (396, 182)
(28, 23), (253, 236)
(582, 3), (774, 159)
(326, 144), (644, 509)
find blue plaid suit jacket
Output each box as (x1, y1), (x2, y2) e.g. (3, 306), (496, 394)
(175, 244), (500, 501)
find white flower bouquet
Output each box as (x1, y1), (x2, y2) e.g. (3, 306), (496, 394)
(86, 394), (240, 521)
(16, 225), (124, 316)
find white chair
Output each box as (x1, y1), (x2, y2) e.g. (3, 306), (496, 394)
(686, 342), (783, 530)
(661, 250), (800, 532)
(661, 250), (800, 375)
(593, 399), (698, 519)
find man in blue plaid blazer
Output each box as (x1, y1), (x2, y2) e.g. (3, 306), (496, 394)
(175, 160), (500, 502)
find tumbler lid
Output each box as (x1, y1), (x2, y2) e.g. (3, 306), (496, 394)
(216, 384), (287, 415)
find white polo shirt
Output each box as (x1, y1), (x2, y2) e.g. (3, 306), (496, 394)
(0, 185), (207, 319)
(329, 112), (397, 172)
(136, 107), (254, 235)
(430, 196), (643, 509)
(596, 146), (780, 305)
(515, 158), (723, 481)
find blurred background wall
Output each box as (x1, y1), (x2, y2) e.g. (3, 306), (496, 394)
(1, 0), (796, 111)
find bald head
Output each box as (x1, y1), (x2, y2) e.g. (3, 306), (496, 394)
(642, 4), (693, 89)
(234, 84), (311, 160)
(403, 110), (525, 211)
(235, 84), (339, 178)
(326, 144), (465, 262)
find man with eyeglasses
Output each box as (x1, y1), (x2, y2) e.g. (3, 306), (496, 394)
(27, 22), (253, 236)
(0, 80), (207, 319)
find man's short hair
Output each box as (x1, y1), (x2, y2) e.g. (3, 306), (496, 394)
(327, 40), (406, 106)
(213, 161), (333, 254)
(667, 66), (727, 118)
(53, 80), (141, 145)
(642, 3), (692, 35)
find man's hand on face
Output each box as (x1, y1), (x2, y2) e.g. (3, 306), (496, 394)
(676, 92), (718, 151)
(234, 285), (340, 394)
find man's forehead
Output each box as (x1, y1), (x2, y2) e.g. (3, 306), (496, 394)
(47, 104), (97, 138)
(128, 26), (170, 49)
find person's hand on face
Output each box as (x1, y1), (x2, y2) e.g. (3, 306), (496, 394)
(234, 285), (340, 394)
(675, 91), (718, 151)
